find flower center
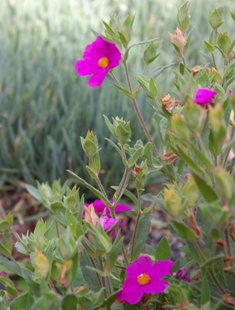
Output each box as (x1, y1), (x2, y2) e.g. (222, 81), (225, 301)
(98, 57), (109, 68)
(137, 273), (151, 285)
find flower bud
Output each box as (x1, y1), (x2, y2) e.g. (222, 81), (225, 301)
(208, 67), (222, 84)
(84, 204), (99, 227)
(59, 260), (73, 287)
(174, 268), (192, 282)
(133, 162), (148, 192)
(188, 213), (201, 238)
(164, 188), (182, 216)
(182, 175), (198, 207)
(215, 168), (233, 203)
(209, 104), (224, 133)
(81, 131), (99, 160)
(209, 8), (223, 29)
(171, 114), (190, 140)
(34, 248), (49, 279)
(223, 293), (235, 307)
(114, 117), (132, 144)
(169, 28), (186, 50)
(104, 115), (131, 145)
(190, 66), (202, 77)
(161, 94), (175, 113)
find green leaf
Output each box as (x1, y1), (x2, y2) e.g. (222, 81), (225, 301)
(201, 277), (211, 305)
(170, 145), (202, 174)
(179, 63), (184, 75)
(180, 14), (190, 32)
(214, 83), (225, 97)
(0, 256), (22, 277)
(217, 33), (231, 54)
(149, 78), (158, 99)
(204, 41), (215, 53)
(0, 277), (17, 296)
(0, 243), (11, 258)
(106, 237), (123, 272)
(171, 42), (183, 59)
(80, 249), (101, 292)
(191, 172), (219, 203)
(111, 186), (139, 210)
(128, 147), (143, 167)
(105, 138), (122, 158)
(135, 75), (150, 93)
(86, 165), (98, 179)
(155, 236), (171, 260)
(131, 210), (152, 260)
(102, 21), (116, 36)
(171, 220), (196, 241)
(196, 70), (210, 88)
(190, 144), (214, 171)
(144, 42), (158, 64)
(0, 291), (8, 310)
(66, 209), (83, 238)
(128, 37), (160, 51)
(10, 293), (34, 310)
(209, 9), (223, 29)
(201, 252), (224, 268)
(67, 170), (112, 209)
(62, 295), (78, 310)
(26, 184), (43, 202)
(149, 63), (176, 78)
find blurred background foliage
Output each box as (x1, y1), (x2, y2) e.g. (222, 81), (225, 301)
(0, 0), (234, 195)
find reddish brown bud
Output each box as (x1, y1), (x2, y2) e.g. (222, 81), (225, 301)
(161, 94), (176, 113)
(224, 255), (235, 263)
(133, 165), (143, 177)
(223, 293), (235, 307)
(223, 265), (234, 272)
(169, 28), (186, 50)
(190, 66), (203, 77)
(84, 204), (99, 227)
(192, 270), (200, 281)
(217, 238), (225, 248)
(188, 213), (201, 238)
(161, 151), (179, 165)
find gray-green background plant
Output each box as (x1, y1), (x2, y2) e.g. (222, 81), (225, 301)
(0, 0), (233, 194)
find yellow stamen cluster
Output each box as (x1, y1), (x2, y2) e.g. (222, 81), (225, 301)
(137, 273), (151, 285)
(98, 57), (109, 68)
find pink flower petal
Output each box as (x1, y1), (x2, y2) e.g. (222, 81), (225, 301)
(100, 214), (117, 231)
(142, 279), (169, 294)
(194, 88), (218, 105)
(74, 36), (121, 87)
(93, 200), (110, 215)
(117, 256), (173, 305)
(152, 260), (174, 278)
(88, 68), (109, 88)
(116, 277), (144, 305)
(114, 203), (131, 213)
(74, 60), (98, 76)
(126, 256), (153, 277)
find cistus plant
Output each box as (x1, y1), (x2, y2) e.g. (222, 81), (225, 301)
(1, 2), (235, 309)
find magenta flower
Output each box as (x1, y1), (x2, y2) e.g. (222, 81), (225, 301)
(85, 200), (131, 216)
(233, 55), (235, 59)
(117, 256), (173, 305)
(83, 200), (131, 236)
(194, 88), (218, 105)
(74, 36), (122, 87)
(174, 268), (192, 283)
(100, 214), (117, 232)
